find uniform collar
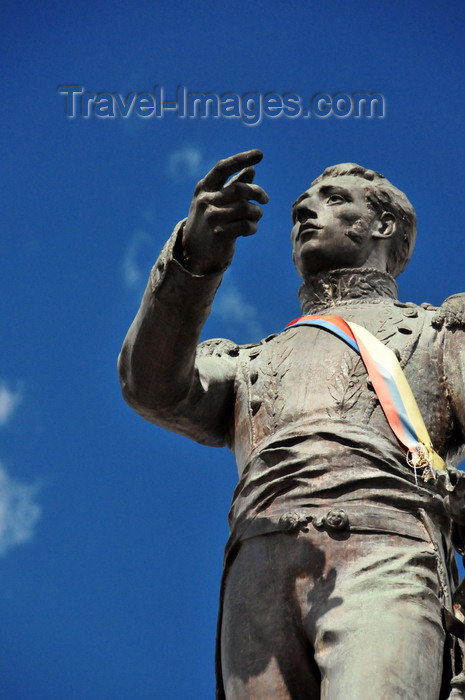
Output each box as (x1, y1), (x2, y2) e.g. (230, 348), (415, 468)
(298, 267), (398, 314)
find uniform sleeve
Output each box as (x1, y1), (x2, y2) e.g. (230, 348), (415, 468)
(118, 220), (238, 448)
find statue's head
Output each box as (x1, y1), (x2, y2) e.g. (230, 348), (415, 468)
(291, 163), (416, 281)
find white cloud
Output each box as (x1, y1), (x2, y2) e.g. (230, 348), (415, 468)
(122, 230), (154, 288)
(0, 464), (41, 556)
(0, 383), (22, 426)
(166, 146), (206, 180)
(213, 285), (264, 340)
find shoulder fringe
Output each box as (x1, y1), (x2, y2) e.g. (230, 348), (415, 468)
(197, 338), (241, 358)
(432, 293), (465, 329)
(198, 334), (279, 359)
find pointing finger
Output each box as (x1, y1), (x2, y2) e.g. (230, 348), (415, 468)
(198, 149), (263, 192)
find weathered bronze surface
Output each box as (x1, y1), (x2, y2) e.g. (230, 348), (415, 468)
(119, 151), (465, 699)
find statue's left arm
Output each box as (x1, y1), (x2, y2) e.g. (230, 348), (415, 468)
(434, 293), (465, 530)
(438, 294), (465, 452)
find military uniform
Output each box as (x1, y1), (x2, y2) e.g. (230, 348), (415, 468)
(119, 222), (465, 700)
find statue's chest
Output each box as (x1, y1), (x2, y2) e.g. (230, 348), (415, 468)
(241, 303), (425, 429)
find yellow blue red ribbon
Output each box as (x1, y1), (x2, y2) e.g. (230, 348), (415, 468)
(284, 314), (446, 479)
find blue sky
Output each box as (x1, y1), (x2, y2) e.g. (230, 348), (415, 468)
(2, 0), (465, 698)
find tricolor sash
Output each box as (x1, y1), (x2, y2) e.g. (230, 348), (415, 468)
(284, 314), (446, 481)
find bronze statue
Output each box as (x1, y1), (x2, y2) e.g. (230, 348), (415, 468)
(118, 150), (465, 699)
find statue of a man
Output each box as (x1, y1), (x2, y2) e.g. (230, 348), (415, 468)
(118, 150), (465, 700)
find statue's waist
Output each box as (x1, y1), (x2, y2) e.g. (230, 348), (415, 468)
(237, 503), (440, 543)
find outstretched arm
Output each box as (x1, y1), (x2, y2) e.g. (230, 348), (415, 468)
(118, 150), (268, 446)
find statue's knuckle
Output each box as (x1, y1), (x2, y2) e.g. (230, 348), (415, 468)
(197, 192), (212, 208)
(205, 205), (222, 223)
(215, 157), (228, 171)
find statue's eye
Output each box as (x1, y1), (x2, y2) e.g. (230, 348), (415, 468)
(327, 193), (346, 204)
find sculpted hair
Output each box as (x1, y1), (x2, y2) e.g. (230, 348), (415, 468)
(309, 163), (417, 277)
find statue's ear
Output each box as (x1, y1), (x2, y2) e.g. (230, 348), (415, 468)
(373, 212), (396, 240)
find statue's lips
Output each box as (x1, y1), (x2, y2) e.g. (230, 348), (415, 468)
(297, 224), (323, 243)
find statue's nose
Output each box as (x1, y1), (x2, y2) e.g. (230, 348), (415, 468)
(298, 208), (318, 223)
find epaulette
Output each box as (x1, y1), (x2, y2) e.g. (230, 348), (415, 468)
(431, 293), (465, 329)
(197, 338), (241, 358)
(197, 335), (277, 359)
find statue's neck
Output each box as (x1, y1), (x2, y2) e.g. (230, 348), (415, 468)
(298, 267), (399, 314)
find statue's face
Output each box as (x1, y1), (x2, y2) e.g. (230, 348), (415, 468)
(291, 175), (383, 279)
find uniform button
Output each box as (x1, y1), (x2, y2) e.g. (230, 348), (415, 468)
(279, 511), (308, 533)
(403, 307), (418, 318)
(324, 508), (349, 532)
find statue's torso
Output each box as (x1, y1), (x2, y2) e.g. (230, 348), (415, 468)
(228, 298), (455, 537)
